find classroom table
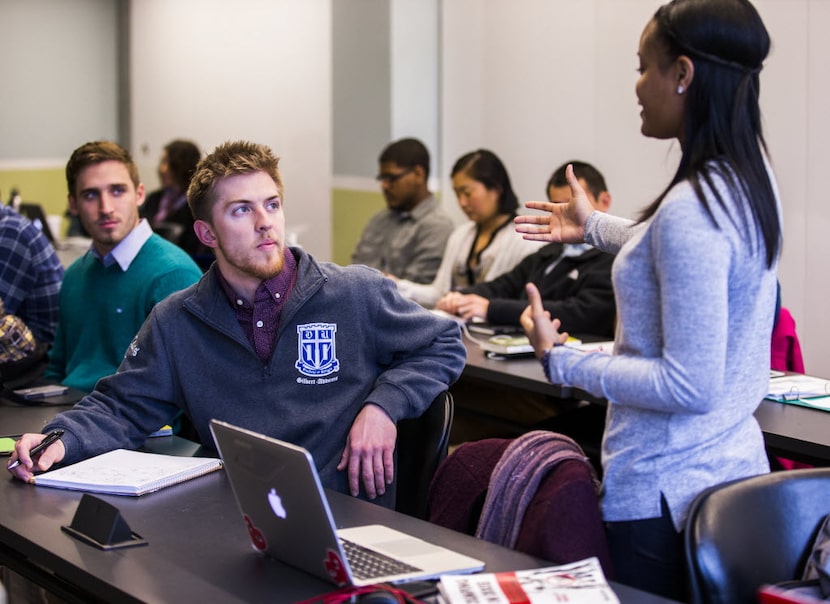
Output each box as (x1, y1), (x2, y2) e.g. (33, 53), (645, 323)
(461, 339), (830, 466)
(0, 403), (678, 604)
(0, 399), (74, 436)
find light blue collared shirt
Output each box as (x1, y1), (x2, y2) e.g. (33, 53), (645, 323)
(544, 242), (593, 276)
(90, 219), (153, 271)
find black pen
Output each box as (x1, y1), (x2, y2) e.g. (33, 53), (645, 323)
(7, 429), (65, 471)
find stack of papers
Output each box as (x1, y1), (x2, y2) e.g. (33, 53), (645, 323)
(477, 335), (588, 357)
(767, 375), (830, 411)
(439, 557), (618, 604)
(467, 321), (524, 336)
(478, 335), (536, 356)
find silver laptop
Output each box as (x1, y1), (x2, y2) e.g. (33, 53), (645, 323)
(209, 419), (484, 587)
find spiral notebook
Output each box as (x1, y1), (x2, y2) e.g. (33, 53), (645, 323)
(31, 449), (223, 496)
(767, 375), (830, 403)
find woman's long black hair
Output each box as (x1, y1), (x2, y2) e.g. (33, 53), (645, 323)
(451, 149), (519, 214)
(640, 0), (781, 268)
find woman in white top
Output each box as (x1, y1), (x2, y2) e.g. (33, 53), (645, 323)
(394, 149), (541, 307)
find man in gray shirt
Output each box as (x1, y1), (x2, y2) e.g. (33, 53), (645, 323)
(351, 138), (453, 284)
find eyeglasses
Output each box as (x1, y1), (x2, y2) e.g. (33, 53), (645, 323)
(375, 168), (412, 184)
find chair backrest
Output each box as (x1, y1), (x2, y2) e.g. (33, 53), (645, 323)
(395, 390), (453, 519)
(426, 435), (613, 577)
(685, 468), (830, 604)
(0, 341), (49, 392)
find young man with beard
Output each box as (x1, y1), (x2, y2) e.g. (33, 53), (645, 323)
(9, 140), (465, 508)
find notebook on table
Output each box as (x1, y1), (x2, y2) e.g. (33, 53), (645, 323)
(466, 321), (524, 336)
(476, 335), (586, 358)
(209, 419), (485, 587)
(477, 334), (535, 357)
(31, 449), (223, 496)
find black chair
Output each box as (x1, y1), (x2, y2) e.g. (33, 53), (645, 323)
(685, 468), (830, 604)
(426, 433), (613, 577)
(0, 342), (49, 393)
(395, 390), (454, 520)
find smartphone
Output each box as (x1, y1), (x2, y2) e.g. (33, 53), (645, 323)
(13, 384), (69, 400)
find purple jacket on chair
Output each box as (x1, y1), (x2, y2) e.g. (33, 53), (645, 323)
(427, 436), (613, 578)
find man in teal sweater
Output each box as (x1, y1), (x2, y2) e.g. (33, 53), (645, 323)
(45, 141), (202, 392)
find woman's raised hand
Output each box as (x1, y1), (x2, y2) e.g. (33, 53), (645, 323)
(514, 164), (595, 243)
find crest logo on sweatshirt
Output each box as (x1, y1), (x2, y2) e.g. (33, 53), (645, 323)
(295, 323), (340, 378)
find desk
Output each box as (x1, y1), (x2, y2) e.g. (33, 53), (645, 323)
(0, 408), (675, 603)
(0, 399), (74, 437)
(54, 236), (92, 268)
(462, 339), (573, 399)
(462, 340), (830, 465)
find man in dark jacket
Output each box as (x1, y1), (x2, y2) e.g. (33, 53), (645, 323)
(436, 161), (615, 338)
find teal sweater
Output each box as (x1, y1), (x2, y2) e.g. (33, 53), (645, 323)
(46, 235), (202, 392)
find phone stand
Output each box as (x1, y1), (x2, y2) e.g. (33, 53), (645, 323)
(61, 494), (147, 550)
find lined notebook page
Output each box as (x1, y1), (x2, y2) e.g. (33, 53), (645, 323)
(32, 449), (222, 496)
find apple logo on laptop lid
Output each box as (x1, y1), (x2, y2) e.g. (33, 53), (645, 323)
(268, 488), (287, 519)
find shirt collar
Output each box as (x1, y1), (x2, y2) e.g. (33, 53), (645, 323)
(562, 242), (592, 257)
(395, 194), (436, 221)
(91, 219), (153, 271)
(217, 248), (298, 308)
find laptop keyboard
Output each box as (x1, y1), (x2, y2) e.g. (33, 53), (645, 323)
(340, 538), (421, 580)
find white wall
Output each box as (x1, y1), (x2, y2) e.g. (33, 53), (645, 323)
(0, 0), (119, 164)
(130, 0), (332, 258)
(332, 0), (440, 193)
(441, 0), (830, 377)
(801, 0), (830, 378)
(390, 0), (440, 171)
(332, 0), (391, 179)
(441, 0), (676, 222)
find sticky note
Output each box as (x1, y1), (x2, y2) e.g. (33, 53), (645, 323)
(0, 437), (16, 455)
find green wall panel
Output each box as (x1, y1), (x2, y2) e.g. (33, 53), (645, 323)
(0, 168), (69, 237)
(331, 188), (385, 266)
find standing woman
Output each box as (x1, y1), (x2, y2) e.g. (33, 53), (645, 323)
(516, 0), (781, 599)
(393, 149), (541, 307)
